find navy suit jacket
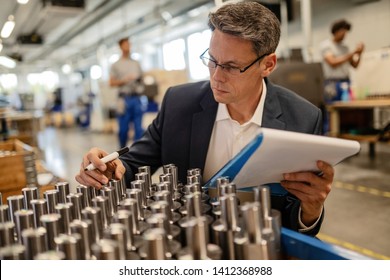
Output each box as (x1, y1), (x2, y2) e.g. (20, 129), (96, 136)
(121, 78), (323, 235)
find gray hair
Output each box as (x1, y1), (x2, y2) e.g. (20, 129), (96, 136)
(208, 1), (280, 56)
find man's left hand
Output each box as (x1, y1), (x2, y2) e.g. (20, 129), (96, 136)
(280, 160), (334, 226)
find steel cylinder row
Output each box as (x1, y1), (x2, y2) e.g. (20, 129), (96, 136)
(0, 164), (282, 260)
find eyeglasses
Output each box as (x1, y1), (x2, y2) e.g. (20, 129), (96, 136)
(199, 48), (269, 76)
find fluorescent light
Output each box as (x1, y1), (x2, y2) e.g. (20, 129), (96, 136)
(61, 64), (72, 74)
(0, 56), (17, 68)
(17, 0), (30, 4)
(90, 65), (102, 80)
(1, 15), (15, 38)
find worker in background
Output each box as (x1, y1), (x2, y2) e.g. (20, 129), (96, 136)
(77, 2), (334, 236)
(109, 37), (145, 148)
(320, 19), (365, 103)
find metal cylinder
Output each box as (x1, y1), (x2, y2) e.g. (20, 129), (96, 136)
(216, 176), (230, 198)
(159, 173), (174, 195)
(240, 202), (264, 243)
(0, 221), (15, 247)
(104, 223), (127, 260)
(76, 185), (92, 208)
(81, 207), (103, 243)
(92, 239), (120, 260)
(0, 244), (25, 260)
(30, 199), (47, 228)
(186, 175), (202, 186)
(14, 209), (35, 242)
(220, 194), (240, 231)
(40, 213), (61, 250)
(7, 195), (24, 224)
(135, 172), (151, 198)
(150, 200), (172, 224)
(21, 227), (47, 259)
(55, 203), (73, 234)
(55, 182), (70, 204)
(0, 204), (10, 223)
(164, 164), (178, 191)
(254, 185), (271, 219)
(147, 213), (171, 237)
(118, 198), (140, 235)
(138, 166), (152, 196)
(183, 183), (202, 195)
(237, 202), (274, 260)
(130, 179), (147, 208)
(54, 233), (81, 260)
(100, 186), (117, 217)
(126, 188), (145, 220)
(265, 209), (282, 258)
(186, 216), (209, 259)
(108, 179), (122, 204)
(186, 192), (203, 218)
(70, 219), (93, 260)
(113, 209), (136, 252)
(153, 190), (175, 213)
(22, 186), (39, 210)
(155, 181), (169, 192)
(92, 196), (110, 229)
(34, 250), (65, 260)
(44, 189), (59, 214)
(141, 228), (169, 260)
(67, 193), (82, 220)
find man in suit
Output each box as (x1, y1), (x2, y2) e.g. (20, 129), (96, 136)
(76, 2), (333, 236)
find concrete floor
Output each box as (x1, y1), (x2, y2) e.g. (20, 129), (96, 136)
(37, 126), (390, 260)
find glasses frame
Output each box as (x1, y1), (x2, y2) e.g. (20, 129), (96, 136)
(199, 48), (269, 75)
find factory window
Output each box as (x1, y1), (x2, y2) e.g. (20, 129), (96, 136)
(163, 38), (186, 70)
(0, 73), (18, 93)
(188, 29), (211, 80)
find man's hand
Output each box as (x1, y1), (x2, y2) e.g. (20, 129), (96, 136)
(123, 73), (139, 85)
(280, 160), (334, 226)
(75, 147), (126, 190)
(354, 42), (365, 54)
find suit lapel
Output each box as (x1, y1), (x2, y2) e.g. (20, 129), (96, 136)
(262, 79), (286, 130)
(188, 80), (284, 171)
(189, 84), (218, 171)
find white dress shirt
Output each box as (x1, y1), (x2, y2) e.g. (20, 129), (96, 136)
(204, 80), (267, 181)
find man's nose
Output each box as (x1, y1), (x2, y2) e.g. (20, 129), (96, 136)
(211, 65), (227, 82)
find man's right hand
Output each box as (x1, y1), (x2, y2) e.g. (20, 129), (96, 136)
(354, 42), (365, 54)
(75, 147), (126, 190)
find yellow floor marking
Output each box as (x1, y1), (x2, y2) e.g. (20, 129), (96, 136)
(317, 233), (390, 260)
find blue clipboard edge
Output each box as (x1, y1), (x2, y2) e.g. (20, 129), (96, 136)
(203, 132), (264, 190)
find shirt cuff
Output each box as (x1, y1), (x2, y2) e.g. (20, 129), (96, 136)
(298, 206), (324, 233)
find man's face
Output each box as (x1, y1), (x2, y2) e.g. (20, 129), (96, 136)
(120, 40), (131, 53)
(334, 29), (348, 42)
(208, 30), (264, 106)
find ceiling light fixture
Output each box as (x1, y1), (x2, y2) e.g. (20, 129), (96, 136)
(0, 56), (17, 68)
(1, 15), (16, 38)
(17, 0), (30, 4)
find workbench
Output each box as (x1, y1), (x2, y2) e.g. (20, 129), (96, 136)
(326, 99), (390, 157)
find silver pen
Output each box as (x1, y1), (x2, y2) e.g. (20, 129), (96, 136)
(84, 147), (129, 171)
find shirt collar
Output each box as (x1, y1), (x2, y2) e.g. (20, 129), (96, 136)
(215, 79), (267, 126)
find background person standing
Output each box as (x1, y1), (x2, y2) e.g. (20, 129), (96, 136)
(110, 37), (145, 148)
(320, 19), (365, 103)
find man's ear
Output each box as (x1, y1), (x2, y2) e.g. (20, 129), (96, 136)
(261, 53), (277, 77)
